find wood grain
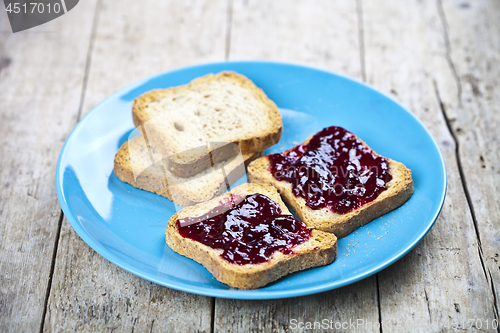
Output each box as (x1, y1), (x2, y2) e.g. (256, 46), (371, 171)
(229, 0), (362, 77)
(362, 0), (497, 331)
(215, 1), (381, 332)
(43, 0), (228, 331)
(0, 1), (98, 331)
(215, 279), (380, 333)
(436, 0), (500, 318)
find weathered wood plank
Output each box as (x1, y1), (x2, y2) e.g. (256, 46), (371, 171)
(362, 0), (497, 331)
(44, 0), (228, 331)
(80, 0), (228, 118)
(45, 221), (213, 332)
(215, 1), (381, 332)
(229, 0), (362, 77)
(215, 279), (380, 333)
(436, 0), (500, 319)
(0, 2), (98, 332)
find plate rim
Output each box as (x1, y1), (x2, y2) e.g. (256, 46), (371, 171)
(56, 60), (447, 299)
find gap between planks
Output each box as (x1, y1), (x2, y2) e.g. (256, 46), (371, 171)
(224, 0), (233, 61)
(39, 0), (104, 332)
(355, 0), (366, 82)
(39, 211), (64, 333)
(76, 0), (103, 122)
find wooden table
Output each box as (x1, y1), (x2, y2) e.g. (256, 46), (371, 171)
(1, 0), (499, 331)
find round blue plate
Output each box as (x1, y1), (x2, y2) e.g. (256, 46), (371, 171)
(56, 61), (446, 299)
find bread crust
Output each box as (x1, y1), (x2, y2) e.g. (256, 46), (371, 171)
(165, 183), (338, 289)
(132, 72), (283, 178)
(247, 136), (414, 239)
(113, 136), (262, 207)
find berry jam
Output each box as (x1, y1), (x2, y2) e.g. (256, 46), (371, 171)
(268, 126), (392, 214)
(176, 194), (312, 265)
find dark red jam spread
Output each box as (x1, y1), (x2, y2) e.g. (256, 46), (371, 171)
(268, 126), (392, 214)
(176, 194), (312, 265)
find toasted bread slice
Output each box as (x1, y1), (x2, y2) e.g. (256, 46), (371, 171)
(114, 135), (261, 207)
(247, 133), (413, 239)
(165, 183), (337, 289)
(132, 72), (282, 178)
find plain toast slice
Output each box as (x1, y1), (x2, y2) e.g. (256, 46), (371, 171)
(247, 131), (413, 239)
(165, 183), (338, 289)
(114, 135), (260, 207)
(132, 72), (282, 178)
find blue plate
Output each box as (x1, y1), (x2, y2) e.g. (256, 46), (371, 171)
(56, 61), (446, 299)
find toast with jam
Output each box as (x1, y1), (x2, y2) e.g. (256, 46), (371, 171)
(132, 72), (283, 178)
(165, 183), (337, 289)
(247, 126), (413, 238)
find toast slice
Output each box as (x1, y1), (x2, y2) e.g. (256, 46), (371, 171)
(114, 135), (260, 207)
(165, 183), (338, 289)
(132, 72), (283, 178)
(247, 128), (413, 238)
